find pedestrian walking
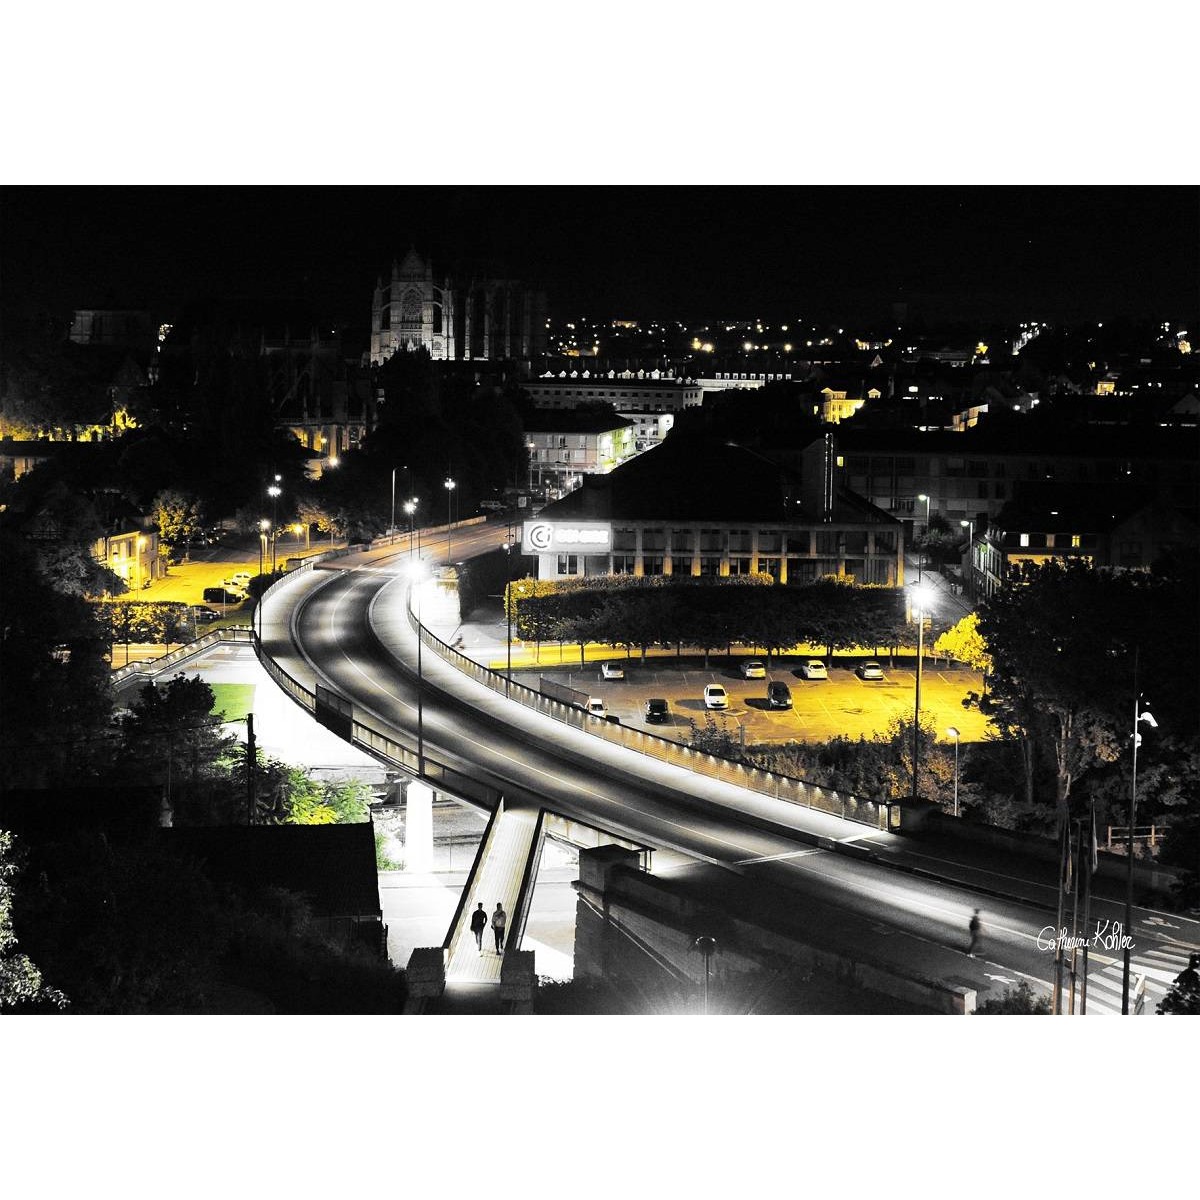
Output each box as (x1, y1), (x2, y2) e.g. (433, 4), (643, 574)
(968, 909), (982, 956)
(469, 902), (487, 952)
(492, 902), (507, 953)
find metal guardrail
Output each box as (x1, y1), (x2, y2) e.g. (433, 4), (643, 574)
(407, 589), (892, 832)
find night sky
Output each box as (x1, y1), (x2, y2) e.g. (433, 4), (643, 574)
(2, 185), (1195, 327)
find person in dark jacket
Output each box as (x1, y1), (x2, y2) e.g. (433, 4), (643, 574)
(469, 902), (488, 952)
(492, 902), (508, 953)
(968, 909), (983, 956)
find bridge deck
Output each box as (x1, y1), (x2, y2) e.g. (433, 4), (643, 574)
(446, 804), (541, 984)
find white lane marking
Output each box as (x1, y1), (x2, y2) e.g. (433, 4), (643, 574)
(984, 973), (1018, 986)
(735, 849), (823, 866)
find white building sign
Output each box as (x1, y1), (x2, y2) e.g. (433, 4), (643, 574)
(522, 521), (612, 555)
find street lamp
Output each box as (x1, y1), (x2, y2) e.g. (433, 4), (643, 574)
(1122, 687), (1157, 1014)
(267, 480), (282, 573)
(694, 936), (717, 1015)
(444, 476), (456, 564)
(960, 519), (975, 599)
(257, 520), (270, 641)
(947, 726), (960, 817)
(408, 558), (428, 776)
(404, 500), (417, 559)
(390, 464), (409, 536)
(525, 441), (536, 493)
(916, 494), (930, 583)
(503, 540), (513, 695)
(909, 584), (935, 802)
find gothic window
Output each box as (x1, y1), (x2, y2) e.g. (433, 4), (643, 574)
(401, 290), (422, 325)
(379, 306), (389, 329)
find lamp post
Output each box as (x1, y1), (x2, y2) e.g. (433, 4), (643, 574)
(444, 476), (456, 564)
(135, 535), (147, 594)
(947, 726), (961, 817)
(257, 520), (269, 641)
(960, 518), (975, 599)
(404, 500), (417, 559)
(910, 584), (935, 802)
(916, 493), (930, 583)
(526, 441), (536, 494)
(694, 936), (716, 1015)
(1122, 678), (1157, 1015)
(503, 540), (513, 696)
(408, 559), (427, 776)
(267, 480), (282, 574)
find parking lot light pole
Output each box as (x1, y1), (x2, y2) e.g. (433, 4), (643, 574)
(257, 520), (269, 642)
(503, 540), (513, 695)
(267, 480), (282, 573)
(960, 518), (975, 599)
(910, 584), (935, 802)
(408, 558), (428, 776)
(916, 494), (930, 582)
(444, 477), (456, 563)
(947, 726), (961, 817)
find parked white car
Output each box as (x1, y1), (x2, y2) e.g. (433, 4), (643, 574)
(740, 660), (767, 679)
(599, 661), (625, 680)
(798, 660), (828, 680)
(703, 684), (729, 710)
(586, 697), (608, 719)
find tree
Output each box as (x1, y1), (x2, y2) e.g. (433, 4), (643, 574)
(151, 488), (205, 558)
(1157, 953), (1200, 1014)
(974, 561), (1145, 822)
(934, 611), (993, 672)
(1, 831), (67, 1011)
(975, 981), (1050, 1014)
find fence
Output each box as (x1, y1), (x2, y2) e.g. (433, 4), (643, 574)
(1107, 825), (1162, 850)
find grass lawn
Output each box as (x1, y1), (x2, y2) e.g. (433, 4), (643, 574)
(210, 683), (256, 723)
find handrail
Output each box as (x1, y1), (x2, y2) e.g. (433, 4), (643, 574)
(508, 808), (547, 953)
(111, 626), (255, 687)
(443, 796), (506, 962)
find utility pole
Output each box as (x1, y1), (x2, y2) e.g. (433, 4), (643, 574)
(246, 712), (257, 825)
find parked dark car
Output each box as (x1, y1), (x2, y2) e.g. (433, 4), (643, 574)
(202, 587), (244, 606)
(191, 606), (221, 624)
(767, 681), (793, 709)
(644, 697), (670, 723)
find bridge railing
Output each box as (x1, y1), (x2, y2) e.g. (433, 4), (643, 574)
(111, 626), (256, 689)
(408, 588), (894, 832)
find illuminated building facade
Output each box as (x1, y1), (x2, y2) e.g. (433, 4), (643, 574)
(369, 249), (546, 364)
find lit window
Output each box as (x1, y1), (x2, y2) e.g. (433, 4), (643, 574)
(1019, 534), (1030, 547)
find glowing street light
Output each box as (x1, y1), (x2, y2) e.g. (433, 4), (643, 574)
(256, 520), (270, 640)
(916, 494), (930, 583)
(408, 558), (428, 776)
(960, 519), (975, 599)
(1122, 686), (1157, 1014)
(267, 480), (282, 573)
(910, 584), (935, 802)
(404, 499), (418, 559)
(947, 726), (961, 817)
(502, 540), (514, 696)
(444, 476), (456, 564)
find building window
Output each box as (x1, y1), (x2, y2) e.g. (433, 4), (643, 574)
(815, 531), (837, 555)
(642, 528), (666, 551)
(613, 527), (637, 552)
(1019, 533), (1030, 547)
(700, 528), (723, 552)
(613, 555), (636, 575)
(758, 557), (781, 580)
(643, 556), (664, 576)
(699, 556), (721, 576)
(728, 557), (752, 576)
(670, 556), (694, 577)
(379, 306), (390, 329)
(556, 554), (579, 575)
(728, 529), (751, 553)
(1071, 534), (1082, 548)
(758, 531), (782, 553)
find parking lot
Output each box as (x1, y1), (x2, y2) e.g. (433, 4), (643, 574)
(526, 657), (992, 745)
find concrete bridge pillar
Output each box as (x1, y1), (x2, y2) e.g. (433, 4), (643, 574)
(404, 780), (434, 873)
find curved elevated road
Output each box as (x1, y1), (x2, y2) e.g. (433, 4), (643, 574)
(261, 527), (1200, 1012)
